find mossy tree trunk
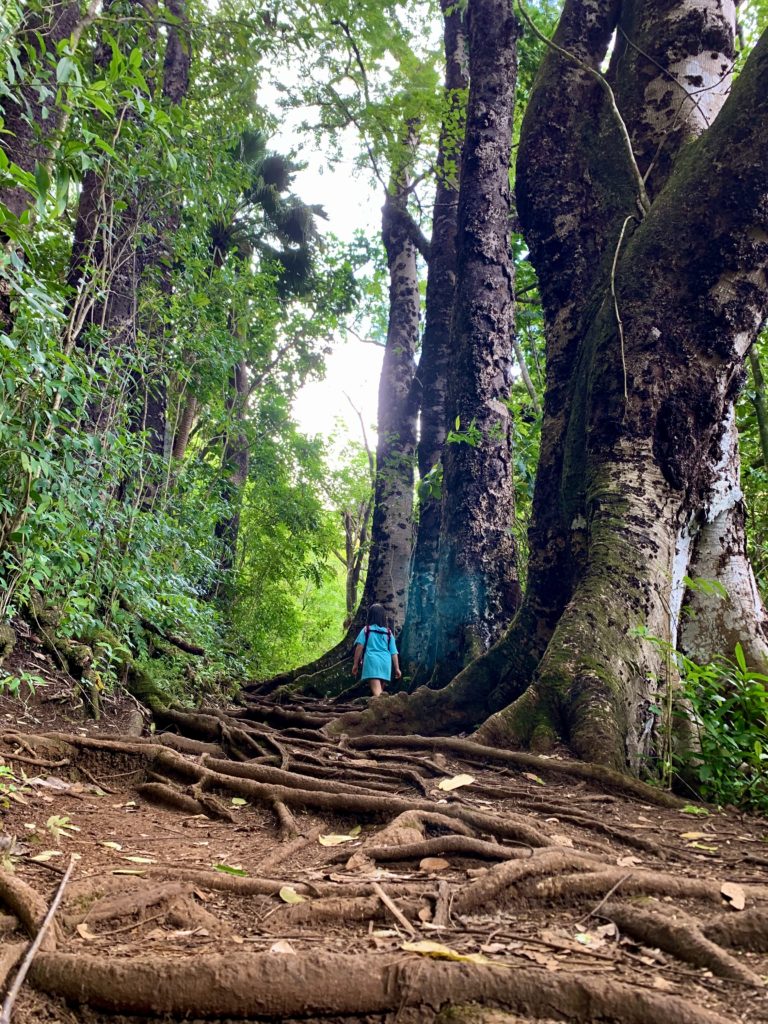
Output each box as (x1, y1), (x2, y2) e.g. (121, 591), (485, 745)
(399, 0), (469, 685)
(333, 0), (768, 773)
(427, 0), (521, 688)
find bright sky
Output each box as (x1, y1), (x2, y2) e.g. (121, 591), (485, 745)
(273, 121), (386, 452)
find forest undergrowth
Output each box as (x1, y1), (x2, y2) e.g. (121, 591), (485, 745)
(0, 661), (767, 1024)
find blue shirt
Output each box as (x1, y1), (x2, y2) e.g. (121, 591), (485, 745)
(355, 625), (397, 681)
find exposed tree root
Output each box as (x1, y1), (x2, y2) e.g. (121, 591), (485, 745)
(527, 869), (768, 905)
(332, 835), (531, 865)
(602, 902), (764, 986)
(451, 850), (600, 915)
(136, 782), (207, 816)
(343, 734), (684, 808)
(64, 882), (194, 928)
(0, 943), (25, 993)
(258, 830), (321, 875)
(703, 909), (768, 953)
(27, 950), (737, 1023)
(0, 870), (59, 949)
(272, 799), (299, 840)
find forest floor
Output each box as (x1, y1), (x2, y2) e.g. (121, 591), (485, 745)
(1, 643), (767, 1024)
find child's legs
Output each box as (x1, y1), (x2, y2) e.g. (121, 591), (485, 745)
(369, 678), (383, 697)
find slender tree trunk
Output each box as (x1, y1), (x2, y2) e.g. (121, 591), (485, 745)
(1, 1), (97, 331)
(355, 161), (420, 629)
(134, 0), (192, 459)
(399, 0), (469, 684)
(748, 349), (768, 468)
(428, 0), (521, 687)
(214, 357), (250, 586)
(249, 151), (420, 691)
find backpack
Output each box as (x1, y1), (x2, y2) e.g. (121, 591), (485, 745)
(359, 624), (392, 662)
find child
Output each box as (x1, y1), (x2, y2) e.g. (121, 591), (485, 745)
(352, 603), (402, 698)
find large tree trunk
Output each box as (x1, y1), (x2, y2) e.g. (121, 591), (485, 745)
(399, 0), (469, 685)
(427, 0), (521, 687)
(331, 2), (768, 774)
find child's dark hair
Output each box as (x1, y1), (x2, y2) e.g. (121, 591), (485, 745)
(367, 603), (388, 628)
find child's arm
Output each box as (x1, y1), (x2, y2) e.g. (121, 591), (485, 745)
(392, 653), (402, 679)
(352, 643), (364, 675)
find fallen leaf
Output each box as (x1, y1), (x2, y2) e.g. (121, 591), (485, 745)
(437, 774), (475, 792)
(101, 841), (122, 851)
(123, 856), (156, 864)
(270, 940), (296, 954)
(679, 832), (710, 840)
(76, 923), (98, 941)
(481, 942), (507, 954)
(318, 833), (357, 846)
(349, 825), (362, 837)
(29, 850), (62, 862)
(278, 885), (307, 905)
(522, 773), (546, 786)
(721, 882), (746, 911)
(231, 935), (245, 944)
(419, 857), (450, 872)
(401, 940), (492, 964)
(688, 842), (718, 852)
(681, 804), (709, 816)
(231, 797), (246, 807)
(652, 976), (675, 991)
(417, 907), (432, 922)
(616, 855), (642, 867)
(214, 863), (248, 876)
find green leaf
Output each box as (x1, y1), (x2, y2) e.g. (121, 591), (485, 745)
(214, 863), (248, 876)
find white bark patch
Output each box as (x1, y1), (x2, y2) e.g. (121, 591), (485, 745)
(643, 51), (730, 136)
(680, 407), (768, 668)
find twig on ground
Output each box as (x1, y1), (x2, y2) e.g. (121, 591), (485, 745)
(372, 882), (416, 936)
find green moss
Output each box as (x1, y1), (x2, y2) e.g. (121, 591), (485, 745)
(0, 623), (15, 665)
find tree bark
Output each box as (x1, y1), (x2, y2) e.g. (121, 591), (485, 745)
(428, 0), (521, 687)
(477, 15), (768, 768)
(214, 356), (250, 588)
(134, 0), (192, 459)
(399, 0), (469, 684)
(355, 159), (420, 630)
(332, 5), (768, 774)
(1, 0), (98, 331)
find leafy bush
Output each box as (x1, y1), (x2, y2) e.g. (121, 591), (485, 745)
(675, 643), (768, 813)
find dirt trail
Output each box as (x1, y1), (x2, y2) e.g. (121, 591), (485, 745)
(0, 687), (767, 1024)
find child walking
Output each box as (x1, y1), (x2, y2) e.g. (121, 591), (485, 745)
(352, 603), (402, 698)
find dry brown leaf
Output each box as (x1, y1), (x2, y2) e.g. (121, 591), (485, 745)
(679, 831), (710, 840)
(318, 833), (357, 846)
(76, 923), (98, 942)
(437, 774), (475, 792)
(401, 940), (492, 964)
(721, 881), (746, 911)
(270, 940), (296, 954)
(419, 857), (450, 872)
(417, 907), (433, 923)
(616, 855), (642, 867)
(522, 772), (546, 786)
